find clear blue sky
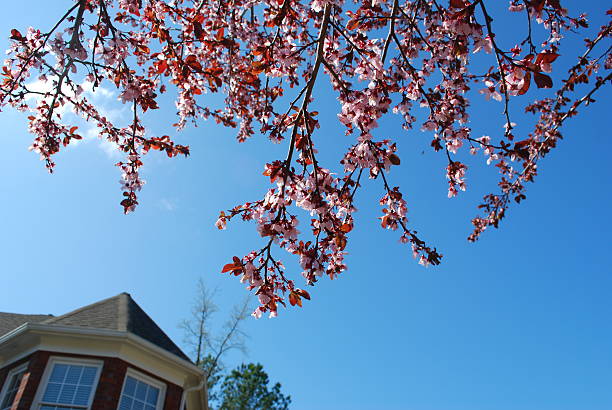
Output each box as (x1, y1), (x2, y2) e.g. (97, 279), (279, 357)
(1, 2), (611, 409)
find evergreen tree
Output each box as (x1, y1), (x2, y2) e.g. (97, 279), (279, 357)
(218, 363), (291, 410)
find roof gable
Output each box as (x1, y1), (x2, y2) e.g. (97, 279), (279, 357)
(1, 293), (190, 362)
(123, 296), (189, 361)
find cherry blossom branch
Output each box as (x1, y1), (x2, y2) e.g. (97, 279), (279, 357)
(2, 0), (609, 318)
(478, 1), (514, 136)
(284, 4), (331, 171)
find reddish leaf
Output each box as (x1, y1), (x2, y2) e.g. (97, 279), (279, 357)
(513, 139), (531, 160)
(335, 235), (347, 250)
(216, 28), (225, 42)
(339, 223), (352, 233)
(221, 263), (236, 273)
(289, 292), (302, 307)
(136, 44), (150, 54)
(157, 60), (168, 74)
(513, 139), (530, 150)
(185, 55), (202, 72)
(346, 19), (360, 31)
(388, 153), (401, 165)
(9, 29), (23, 40)
(221, 263), (240, 273)
(252, 61), (267, 74)
(528, 0), (546, 12)
(263, 163), (282, 182)
(534, 72), (553, 88)
(295, 289), (311, 300)
(193, 22), (204, 40)
(450, 0), (470, 8)
(221, 256), (243, 274)
(535, 52), (560, 65)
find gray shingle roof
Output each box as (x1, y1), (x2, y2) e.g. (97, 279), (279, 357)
(0, 313), (54, 337)
(0, 293), (190, 362)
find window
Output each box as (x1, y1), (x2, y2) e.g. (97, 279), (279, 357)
(34, 358), (102, 410)
(0, 363), (28, 410)
(118, 370), (165, 410)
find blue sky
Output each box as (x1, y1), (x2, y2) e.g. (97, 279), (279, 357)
(1, 1), (611, 409)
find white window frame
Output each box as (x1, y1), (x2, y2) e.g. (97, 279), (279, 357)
(0, 362), (28, 410)
(32, 356), (103, 410)
(117, 368), (166, 410)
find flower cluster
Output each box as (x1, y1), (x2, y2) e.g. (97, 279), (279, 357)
(1, 0), (609, 317)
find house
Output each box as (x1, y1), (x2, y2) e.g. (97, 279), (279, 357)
(0, 293), (207, 410)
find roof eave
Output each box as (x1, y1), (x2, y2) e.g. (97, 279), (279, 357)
(0, 323), (204, 377)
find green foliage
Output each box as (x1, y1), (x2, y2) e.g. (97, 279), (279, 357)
(197, 354), (224, 406)
(216, 363), (291, 410)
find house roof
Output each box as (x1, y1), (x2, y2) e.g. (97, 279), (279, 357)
(0, 313), (54, 337)
(0, 293), (190, 362)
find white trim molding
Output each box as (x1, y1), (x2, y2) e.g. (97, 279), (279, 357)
(0, 323), (203, 382)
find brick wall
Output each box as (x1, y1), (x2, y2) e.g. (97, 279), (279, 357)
(91, 357), (128, 410)
(17, 351), (50, 409)
(0, 351), (184, 410)
(164, 382), (183, 410)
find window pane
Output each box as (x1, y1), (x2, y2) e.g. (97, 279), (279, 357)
(58, 383), (77, 404)
(145, 386), (159, 406)
(133, 400), (145, 410)
(80, 367), (97, 386)
(119, 396), (133, 410)
(42, 382), (62, 402)
(49, 364), (68, 383)
(124, 377), (137, 396)
(40, 363), (98, 407)
(64, 366), (83, 384)
(7, 373), (20, 390)
(73, 385), (91, 406)
(135, 381), (147, 401)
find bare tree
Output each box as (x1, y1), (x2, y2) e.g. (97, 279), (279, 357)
(179, 278), (251, 407)
(180, 279), (218, 366)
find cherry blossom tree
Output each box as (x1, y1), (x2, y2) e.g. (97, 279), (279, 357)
(1, 0), (610, 317)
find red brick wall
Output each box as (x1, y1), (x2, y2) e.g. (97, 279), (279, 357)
(91, 357), (128, 410)
(164, 382), (184, 410)
(0, 351), (184, 410)
(16, 351), (50, 409)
